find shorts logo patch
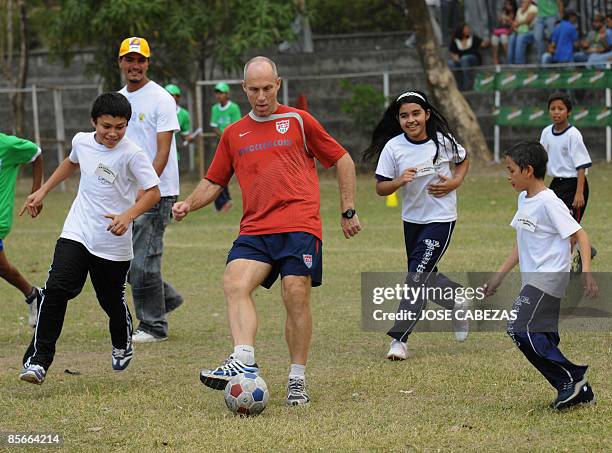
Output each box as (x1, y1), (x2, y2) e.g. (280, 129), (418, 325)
(276, 119), (290, 134)
(303, 254), (313, 269)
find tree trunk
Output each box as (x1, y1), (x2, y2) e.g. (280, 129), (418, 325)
(401, 0), (491, 163)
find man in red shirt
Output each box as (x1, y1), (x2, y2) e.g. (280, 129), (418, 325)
(172, 56), (361, 406)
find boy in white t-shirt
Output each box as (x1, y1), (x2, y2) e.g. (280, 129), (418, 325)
(540, 92), (595, 272)
(18, 92), (161, 385)
(485, 141), (598, 410)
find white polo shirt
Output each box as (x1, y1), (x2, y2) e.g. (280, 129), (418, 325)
(119, 81), (180, 196)
(375, 132), (467, 224)
(60, 132), (159, 261)
(511, 188), (581, 297)
(540, 124), (592, 178)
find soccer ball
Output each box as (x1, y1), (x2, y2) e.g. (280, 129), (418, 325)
(224, 373), (269, 416)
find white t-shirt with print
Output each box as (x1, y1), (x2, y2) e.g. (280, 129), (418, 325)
(511, 188), (581, 297)
(375, 132), (467, 224)
(60, 132), (160, 261)
(540, 124), (592, 178)
(119, 81), (180, 196)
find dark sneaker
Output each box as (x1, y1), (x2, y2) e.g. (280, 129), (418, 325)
(286, 377), (310, 406)
(25, 287), (43, 328)
(199, 356), (259, 390)
(19, 364), (46, 385)
(112, 344), (134, 371)
(554, 378), (595, 410)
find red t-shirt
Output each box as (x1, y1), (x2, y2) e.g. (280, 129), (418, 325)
(206, 104), (347, 240)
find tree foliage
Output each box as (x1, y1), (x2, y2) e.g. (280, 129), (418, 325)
(48, 0), (296, 90)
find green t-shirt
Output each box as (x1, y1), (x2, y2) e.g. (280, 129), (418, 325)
(177, 106), (191, 137)
(0, 133), (40, 238)
(537, 0), (559, 18)
(210, 101), (242, 132)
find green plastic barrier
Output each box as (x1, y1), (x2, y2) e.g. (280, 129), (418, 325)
(474, 68), (611, 92)
(493, 106), (612, 127)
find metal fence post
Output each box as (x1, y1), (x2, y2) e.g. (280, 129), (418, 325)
(383, 72), (390, 107)
(31, 84), (40, 147)
(606, 63), (611, 163)
(493, 64), (501, 163)
(282, 78), (289, 106)
(52, 88), (66, 191)
(195, 82), (204, 177)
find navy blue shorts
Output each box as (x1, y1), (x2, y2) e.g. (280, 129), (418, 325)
(0, 238), (3, 252)
(227, 232), (322, 289)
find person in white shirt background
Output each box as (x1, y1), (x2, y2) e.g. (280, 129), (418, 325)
(117, 37), (183, 343)
(19, 92), (160, 385)
(540, 92), (596, 273)
(364, 90), (470, 361)
(485, 140), (597, 411)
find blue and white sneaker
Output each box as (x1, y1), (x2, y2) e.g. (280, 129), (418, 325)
(112, 344), (133, 371)
(199, 355), (259, 390)
(19, 364), (46, 385)
(554, 378), (595, 410)
(287, 377), (310, 406)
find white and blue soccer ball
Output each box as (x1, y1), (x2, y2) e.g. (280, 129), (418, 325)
(224, 373), (270, 416)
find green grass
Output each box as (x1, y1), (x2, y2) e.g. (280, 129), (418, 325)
(1, 166), (611, 452)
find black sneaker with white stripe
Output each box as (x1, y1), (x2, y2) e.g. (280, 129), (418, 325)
(554, 378), (595, 410)
(199, 355), (259, 390)
(286, 377), (310, 406)
(112, 343), (133, 371)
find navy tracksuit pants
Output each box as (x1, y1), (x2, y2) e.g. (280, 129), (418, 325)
(387, 221), (461, 342)
(507, 285), (588, 390)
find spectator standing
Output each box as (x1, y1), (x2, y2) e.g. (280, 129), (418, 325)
(534, 0), (564, 62)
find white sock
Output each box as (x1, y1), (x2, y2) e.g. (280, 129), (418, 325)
(289, 364), (306, 380)
(233, 345), (255, 365)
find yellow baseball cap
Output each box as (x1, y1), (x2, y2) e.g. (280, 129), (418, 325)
(118, 37), (151, 58)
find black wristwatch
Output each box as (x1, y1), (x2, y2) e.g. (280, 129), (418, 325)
(341, 208), (356, 219)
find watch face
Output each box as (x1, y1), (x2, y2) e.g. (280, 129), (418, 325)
(343, 209), (355, 219)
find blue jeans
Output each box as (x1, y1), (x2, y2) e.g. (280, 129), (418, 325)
(129, 196), (182, 338)
(448, 54), (478, 90)
(587, 51), (612, 69)
(534, 16), (558, 61)
(508, 32), (534, 64)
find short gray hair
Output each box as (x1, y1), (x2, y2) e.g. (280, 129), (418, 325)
(243, 56), (278, 80)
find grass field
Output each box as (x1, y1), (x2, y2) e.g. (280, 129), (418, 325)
(1, 166), (611, 452)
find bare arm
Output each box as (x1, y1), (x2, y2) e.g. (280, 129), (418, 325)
(105, 186), (161, 236)
(573, 168), (586, 209)
(213, 127), (223, 139)
(20, 158), (79, 217)
(572, 229), (598, 298)
(335, 153), (361, 238)
(484, 243), (519, 296)
(31, 153), (43, 193)
(428, 158), (469, 198)
(172, 178), (224, 221)
(556, 0), (564, 18)
(376, 168), (417, 196)
(152, 131), (174, 176)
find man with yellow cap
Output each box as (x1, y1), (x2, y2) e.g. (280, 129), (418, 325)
(117, 37), (183, 343)
(210, 82), (241, 212)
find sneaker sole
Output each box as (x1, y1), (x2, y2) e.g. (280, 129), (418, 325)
(132, 336), (168, 344)
(19, 373), (43, 385)
(387, 354), (406, 361)
(199, 373), (231, 390)
(286, 399), (310, 407)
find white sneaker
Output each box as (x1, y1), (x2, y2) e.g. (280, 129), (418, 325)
(453, 301), (469, 342)
(386, 339), (407, 361)
(131, 329), (167, 343)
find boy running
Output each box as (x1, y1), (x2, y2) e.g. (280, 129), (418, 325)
(0, 132), (44, 326)
(485, 141), (598, 410)
(19, 92), (160, 385)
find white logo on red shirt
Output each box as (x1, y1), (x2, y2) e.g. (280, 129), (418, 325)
(276, 119), (290, 134)
(239, 131), (252, 137)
